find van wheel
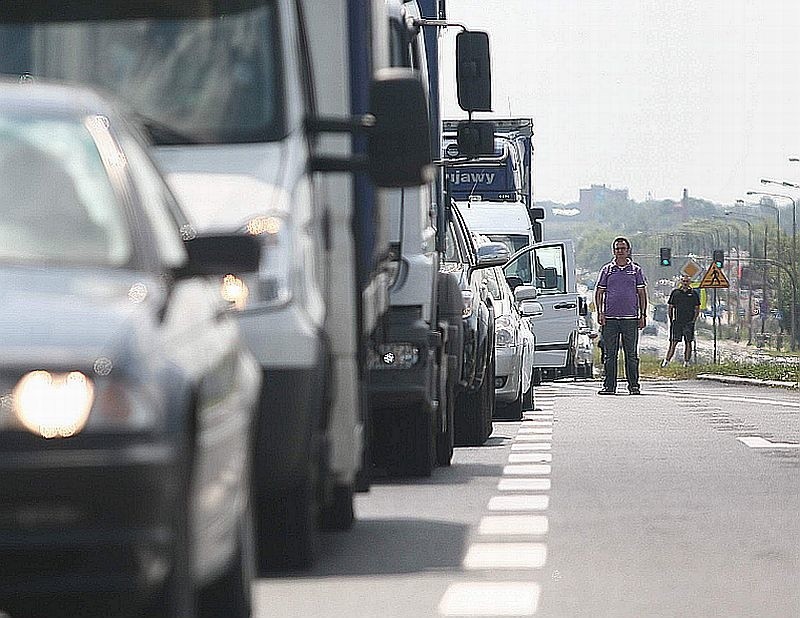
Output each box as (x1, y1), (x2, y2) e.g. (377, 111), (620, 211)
(522, 378), (533, 410)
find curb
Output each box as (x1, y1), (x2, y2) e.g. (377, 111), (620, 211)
(696, 373), (799, 389)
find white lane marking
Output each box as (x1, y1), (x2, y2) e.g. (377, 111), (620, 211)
(438, 582), (541, 616)
(488, 495), (549, 511)
(479, 515), (549, 536)
(515, 435), (552, 442)
(518, 427), (553, 434)
(463, 543), (547, 569)
(508, 452), (552, 463)
(511, 443), (551, 451)
(503, 464), (551, 476)
(737, 436), (800, 448)
(521, 420), (553, 426)
(523, 414), (553, 420)
(498, 478), (551, 491)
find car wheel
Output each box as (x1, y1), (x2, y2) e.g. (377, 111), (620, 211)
(198, 501), (255, 618)
(522, 377), (534, 410)
(455, 363), (492, 447)
(320, 483), (354, 531)
(436, 381), (455, 466)
(255, 477), (318, 573)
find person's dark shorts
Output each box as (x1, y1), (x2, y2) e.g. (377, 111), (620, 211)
(669, 321), (695, 343)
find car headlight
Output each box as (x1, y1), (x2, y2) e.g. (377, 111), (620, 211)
(495, 315), (518, 347)
(222, 214), (293, 310)
(1, 371), (159, 438)
(11, 371), (94, 438)
(461, 290), (475, 318)
(367, 344), (420, 370)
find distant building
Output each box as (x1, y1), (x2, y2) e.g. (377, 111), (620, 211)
(578, 184), (629, 213)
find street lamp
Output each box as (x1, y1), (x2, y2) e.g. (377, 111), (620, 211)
(756, 182), (798, 347)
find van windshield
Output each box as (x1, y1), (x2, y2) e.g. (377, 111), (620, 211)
(0, 2), (282, 145)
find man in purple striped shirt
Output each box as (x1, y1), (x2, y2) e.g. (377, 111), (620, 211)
(594, 236), (648, 395)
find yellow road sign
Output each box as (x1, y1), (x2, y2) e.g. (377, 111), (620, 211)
(699, 263), (730, 288)
(681, 259), (702, 279)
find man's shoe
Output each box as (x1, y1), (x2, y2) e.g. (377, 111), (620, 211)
(597, 388), (616, 395)
(629, 388), (641, 395)
(660, 359), (669, 368)
(682, 361), (690, 368)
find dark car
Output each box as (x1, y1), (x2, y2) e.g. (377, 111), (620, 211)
(440, 202), (506, 446)
(0, 81), (262, 617)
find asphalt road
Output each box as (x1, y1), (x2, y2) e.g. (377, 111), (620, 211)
(255, 379), (800, 617)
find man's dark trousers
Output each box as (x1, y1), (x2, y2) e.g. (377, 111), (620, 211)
(602, 318), (640, 392)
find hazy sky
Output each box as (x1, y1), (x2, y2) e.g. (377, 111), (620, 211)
(440, 0), (800, 205)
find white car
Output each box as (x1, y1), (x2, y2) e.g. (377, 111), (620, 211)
(479, 266), (535, 419)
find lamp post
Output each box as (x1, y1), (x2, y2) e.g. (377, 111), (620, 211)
(753, 185), (797, 347)
(728, 207), (755, 344)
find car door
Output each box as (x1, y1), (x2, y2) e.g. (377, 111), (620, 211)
(504, 240), (578, 368)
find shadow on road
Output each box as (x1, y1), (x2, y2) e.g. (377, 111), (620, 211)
(288, 518), (469, 578)
(370, 461), (505, 486)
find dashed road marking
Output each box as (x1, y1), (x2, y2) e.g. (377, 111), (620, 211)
(508, 452), (552, 463)
(438, 582), (541, 616)
(503, 464), (551, 476)
(511, 443), (551, 451)
(463, 543), (547, 569)
(737, 436), (800, 448)
(479, 515), (549, 536)
(515, 435), (552, 442)
(498, 478), (551, 491)
(488, 495), (549, 511)
(518, 427), (553, 434)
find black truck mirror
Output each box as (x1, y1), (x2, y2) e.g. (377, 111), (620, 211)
(368, 68), (433, 187)
(456, 120), (494, 157)
(456, 31), (492, 112)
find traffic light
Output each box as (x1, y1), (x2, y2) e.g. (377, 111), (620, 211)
(659, 247), (671, 267)
(712, 249), (724, 268)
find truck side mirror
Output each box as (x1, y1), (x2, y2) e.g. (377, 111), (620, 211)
(456, 31), (492, 112)
(456, 120), (494, 157)
(368, 68), (433, 187)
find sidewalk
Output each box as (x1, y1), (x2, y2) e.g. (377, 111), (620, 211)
(696, 373), (799, 389)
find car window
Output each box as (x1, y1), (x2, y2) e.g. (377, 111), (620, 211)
(0, 113), (132, 266)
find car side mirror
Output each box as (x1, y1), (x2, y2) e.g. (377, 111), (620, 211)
(505, 275), (524, 292)
(180, 234), (261, 279)
(475, 242), (510, 269)
(368, 68), (433, 187)
(520, 300), (543, 318)
(513, 285), (538, 303)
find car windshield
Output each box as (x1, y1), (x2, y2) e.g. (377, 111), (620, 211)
(0, 2), (282, 145)
(0, 113), (132, 266)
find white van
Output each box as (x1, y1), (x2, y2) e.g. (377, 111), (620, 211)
(456, 198), (581, 379)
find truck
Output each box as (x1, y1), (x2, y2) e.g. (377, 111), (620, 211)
(443, 117), (545, 241)
(368, 0), (497, 474)
(0, 0), (435, 572)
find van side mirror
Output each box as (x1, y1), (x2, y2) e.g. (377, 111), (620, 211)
(368, 68), (433, 187)
(456, 31), (491, 112)
(505, 275), (523, 292)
